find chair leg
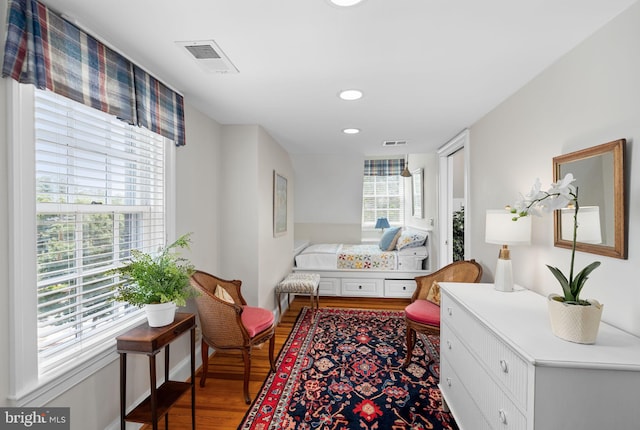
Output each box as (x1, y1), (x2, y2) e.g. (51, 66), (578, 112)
(242, 348), (252, 404)
(268, 335), (276, 372)
(200, 341), (209, 387)
(403, 326), (416, 369)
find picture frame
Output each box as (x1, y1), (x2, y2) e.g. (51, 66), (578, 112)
(412, 168), (424, 219)
(273, 171), (288, 237)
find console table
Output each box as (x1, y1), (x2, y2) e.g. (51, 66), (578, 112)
(439, 283), (640, 430)
(117, 313), (196, 430)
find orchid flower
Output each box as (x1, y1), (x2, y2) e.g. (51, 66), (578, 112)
(509, 174), (600, 305)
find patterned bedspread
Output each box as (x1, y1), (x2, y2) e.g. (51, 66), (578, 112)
(337, 244), (396, 270)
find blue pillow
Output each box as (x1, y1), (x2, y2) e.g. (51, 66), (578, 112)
(379, 227), (402, 251)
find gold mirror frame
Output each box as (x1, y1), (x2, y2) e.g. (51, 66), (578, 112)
(553, 139), (626, 259)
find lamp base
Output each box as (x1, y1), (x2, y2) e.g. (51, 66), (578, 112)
(494, 257), (514, 292)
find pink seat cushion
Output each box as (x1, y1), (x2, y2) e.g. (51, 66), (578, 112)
(242, 306), (274, 337)
(405, 300), (440, 326)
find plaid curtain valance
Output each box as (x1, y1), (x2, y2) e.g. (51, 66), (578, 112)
(2, 0), (186, 146)
(364, 159), (406, 176)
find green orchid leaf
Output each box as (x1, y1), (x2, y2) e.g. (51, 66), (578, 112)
(571, 261), (601, 301)
(546, 265), (574, 301)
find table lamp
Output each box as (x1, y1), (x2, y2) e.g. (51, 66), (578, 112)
(485, 209), (531, 292)
(561, 206), (602, 244)
(375, 217), (390, 232)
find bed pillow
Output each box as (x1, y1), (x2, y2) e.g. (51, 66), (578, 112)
(378, 226), (402, 251)
(396, 230), (427, 250)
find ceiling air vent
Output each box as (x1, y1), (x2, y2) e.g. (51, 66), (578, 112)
(176, 40), (239, 74)
(382, 140), (407, 147)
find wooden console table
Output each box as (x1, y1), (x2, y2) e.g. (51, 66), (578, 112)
(117, 312), (196, 430)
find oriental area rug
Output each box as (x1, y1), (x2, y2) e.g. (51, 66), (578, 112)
(238, 307), (458, 430)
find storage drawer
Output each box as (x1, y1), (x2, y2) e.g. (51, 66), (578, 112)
(384, 279), (416, 298)
(441, 293), (528, 408)
(341, 279), (383, 297)
(440, 359), (492, 430)
(442, 322), (527, 430)
(318, 277), (340, 296)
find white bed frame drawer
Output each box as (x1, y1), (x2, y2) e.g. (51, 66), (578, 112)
(384, 279), (416, 298)
(341, 278), (383, 297)
(318, 277), (340, 296)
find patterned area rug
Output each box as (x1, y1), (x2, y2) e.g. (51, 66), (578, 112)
(238, 307), (458, 430)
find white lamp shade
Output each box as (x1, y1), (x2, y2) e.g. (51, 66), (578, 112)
(485, 210), (532, 245)
(561, 206), (602, 244)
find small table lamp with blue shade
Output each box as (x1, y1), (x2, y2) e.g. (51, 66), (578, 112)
(375, 217), (390, 232)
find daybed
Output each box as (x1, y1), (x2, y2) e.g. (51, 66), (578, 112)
(293, 228), (432, 298)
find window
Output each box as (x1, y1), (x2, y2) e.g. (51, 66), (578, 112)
(9, 83), (175, 405)
(362, 174), (405, 228)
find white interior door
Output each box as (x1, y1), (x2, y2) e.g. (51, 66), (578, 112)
(438, 130), (470, 267)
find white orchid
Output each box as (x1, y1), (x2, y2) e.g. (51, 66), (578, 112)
(509, 173), (600, 305)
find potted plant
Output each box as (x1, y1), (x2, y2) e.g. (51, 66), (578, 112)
(112, 233), (196, 327)
(510, 173), (603, 343)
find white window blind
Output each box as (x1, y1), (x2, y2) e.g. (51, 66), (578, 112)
(362, 175), (405, 227)
(34, 88), (167, 375)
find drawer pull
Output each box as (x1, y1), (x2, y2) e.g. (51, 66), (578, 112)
(499, 359), (509, 373)
(498, 409), (507, 424)
(446, 377), (452, 387)
(402, 286), (406, 290)
(358, 285), (362, 289)
(446, 340), (452, 350)
(447, 307), (453, 316)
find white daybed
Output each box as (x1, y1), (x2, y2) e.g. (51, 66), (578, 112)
(293, 228), (432, 298)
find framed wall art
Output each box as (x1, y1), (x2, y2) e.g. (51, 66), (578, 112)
(273, 171), (288, 237)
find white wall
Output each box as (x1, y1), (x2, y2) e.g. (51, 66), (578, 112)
(220, 125), (294, 308)
(257, 128), (295, 310)
(292, 153), (364, 243)
(469, 2), (640, 336)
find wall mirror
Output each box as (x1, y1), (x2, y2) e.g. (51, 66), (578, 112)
(411, 168), (424, 218)
(553, 139), (626, 259)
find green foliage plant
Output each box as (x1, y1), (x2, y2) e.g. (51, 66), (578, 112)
(112, 233), (196, 307)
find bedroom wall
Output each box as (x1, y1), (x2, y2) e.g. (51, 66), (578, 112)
(468, 1), (640, 336)
(220, 125), (294, 309)
(292, 153), (364, 243)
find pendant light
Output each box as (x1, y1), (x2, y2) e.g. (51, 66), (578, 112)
(401, 155), (412, 177)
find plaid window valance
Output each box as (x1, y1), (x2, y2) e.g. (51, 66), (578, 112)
(364, 159), (406, 176)
(2, 0), (186, 146)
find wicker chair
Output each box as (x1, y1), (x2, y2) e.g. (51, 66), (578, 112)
(403, 259), (482, 368)
(190, 270), (276, 404)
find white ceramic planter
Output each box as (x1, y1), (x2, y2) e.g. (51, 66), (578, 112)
(547, 294), (603, 344)
(144, 302), (177, 327)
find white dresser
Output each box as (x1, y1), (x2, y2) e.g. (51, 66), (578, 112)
(439, 282), (640, 430)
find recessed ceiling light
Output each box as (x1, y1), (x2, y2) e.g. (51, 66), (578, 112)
(339, 89), (363, 101)
(328, 0), (365, 6)
(343, 128), (360, 134)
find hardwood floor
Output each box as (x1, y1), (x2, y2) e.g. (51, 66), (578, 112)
(146, 296), (410, 429)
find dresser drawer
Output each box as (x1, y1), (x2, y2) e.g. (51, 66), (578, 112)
(383, 279), (416, 298)
(441, 293), (528, 408)
(440, 359), (492, 430)
(442, 322), (527, 430)
(341, 279), (383, 297)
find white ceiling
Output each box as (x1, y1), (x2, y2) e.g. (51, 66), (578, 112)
(42, 0), (637, 155)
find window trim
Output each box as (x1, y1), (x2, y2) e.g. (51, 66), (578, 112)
(7, 80), (177, 406)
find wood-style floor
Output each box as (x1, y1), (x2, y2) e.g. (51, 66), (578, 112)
(145, 296), (410, 429)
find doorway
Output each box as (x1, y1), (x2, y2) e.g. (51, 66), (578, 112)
(438, 130), (470, 267)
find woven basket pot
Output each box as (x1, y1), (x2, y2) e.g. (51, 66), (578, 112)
(144, 302), (177, 327)
(547, 294), (603, 344)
